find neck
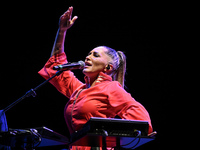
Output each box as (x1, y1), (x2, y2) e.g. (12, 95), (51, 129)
(86, 75), (99, 88)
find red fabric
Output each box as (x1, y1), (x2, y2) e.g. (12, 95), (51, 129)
(38, 52), (153, 150)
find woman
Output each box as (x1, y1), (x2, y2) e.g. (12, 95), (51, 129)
(39, 6), (153, 150)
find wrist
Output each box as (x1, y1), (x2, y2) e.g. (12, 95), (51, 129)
(58, 28), (67, 34)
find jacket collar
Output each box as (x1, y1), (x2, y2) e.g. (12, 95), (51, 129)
(84, 72), (112, 88)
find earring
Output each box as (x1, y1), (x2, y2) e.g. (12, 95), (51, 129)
(106, 65), (110, 70)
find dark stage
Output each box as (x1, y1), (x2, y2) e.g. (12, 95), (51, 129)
(1, 1), (177, 149)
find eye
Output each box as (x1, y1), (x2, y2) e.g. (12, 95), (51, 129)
(93, 52), (100, 57)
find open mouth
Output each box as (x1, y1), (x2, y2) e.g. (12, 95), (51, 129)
(85, 61), (92, 67)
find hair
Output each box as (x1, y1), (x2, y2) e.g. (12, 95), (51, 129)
(103, 46), (126, 88)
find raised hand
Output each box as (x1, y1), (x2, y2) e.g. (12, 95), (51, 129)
(59, 6), (78, 32)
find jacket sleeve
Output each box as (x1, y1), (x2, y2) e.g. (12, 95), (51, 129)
(38, 52), (84, 98)
(108, 81), (153, 134)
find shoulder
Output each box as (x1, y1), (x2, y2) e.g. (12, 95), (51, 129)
(106, 81), (132, 99)
(107, 81), (125, 92)
(106, 81), (135, 108)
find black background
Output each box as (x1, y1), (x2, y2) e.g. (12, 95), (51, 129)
(1, 1), (178, 149)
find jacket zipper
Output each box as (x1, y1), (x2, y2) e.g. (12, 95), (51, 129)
(71, 89), (84, 131)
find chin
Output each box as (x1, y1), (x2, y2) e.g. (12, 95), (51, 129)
(82, 68), (90, 76)
(82, 69), (99, 78)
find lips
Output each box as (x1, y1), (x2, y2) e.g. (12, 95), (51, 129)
(85, 61), (92, 67)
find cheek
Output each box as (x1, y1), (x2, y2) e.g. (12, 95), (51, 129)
(92, 59), (106, 71)
(83, 62), (105, 74)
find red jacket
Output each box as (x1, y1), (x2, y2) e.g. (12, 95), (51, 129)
(38, 52), (153, 147)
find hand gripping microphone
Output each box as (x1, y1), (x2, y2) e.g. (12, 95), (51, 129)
(53, 61), (85, 71)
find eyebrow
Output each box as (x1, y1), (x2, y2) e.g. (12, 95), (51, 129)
(88, 51), (100, 55)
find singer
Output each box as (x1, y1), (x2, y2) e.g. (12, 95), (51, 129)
(39, 6), (153, 150)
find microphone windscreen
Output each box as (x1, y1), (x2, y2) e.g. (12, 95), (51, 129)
(78, 61), (85, 69)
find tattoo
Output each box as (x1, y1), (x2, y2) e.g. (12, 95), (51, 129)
(51, 29), (66, 56)
(55, 43), (62, 52)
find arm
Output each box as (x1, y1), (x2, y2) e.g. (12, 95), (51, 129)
(38, 53), (84, 98)
(39, 7), (83, 98)
(51, 6), (78, 56)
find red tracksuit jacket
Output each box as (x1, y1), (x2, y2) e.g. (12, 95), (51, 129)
(38, 52), (153, 150)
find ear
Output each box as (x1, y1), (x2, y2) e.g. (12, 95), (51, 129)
(103, 64), (114, 75)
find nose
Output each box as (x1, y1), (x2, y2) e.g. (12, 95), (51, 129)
(85, 55), (91, 61)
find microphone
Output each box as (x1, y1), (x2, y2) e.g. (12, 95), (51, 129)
(53, 61), (85, 71)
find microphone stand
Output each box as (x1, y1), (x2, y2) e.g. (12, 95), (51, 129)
(1, 70), (63, 115)
(0, 70), (64, 149)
